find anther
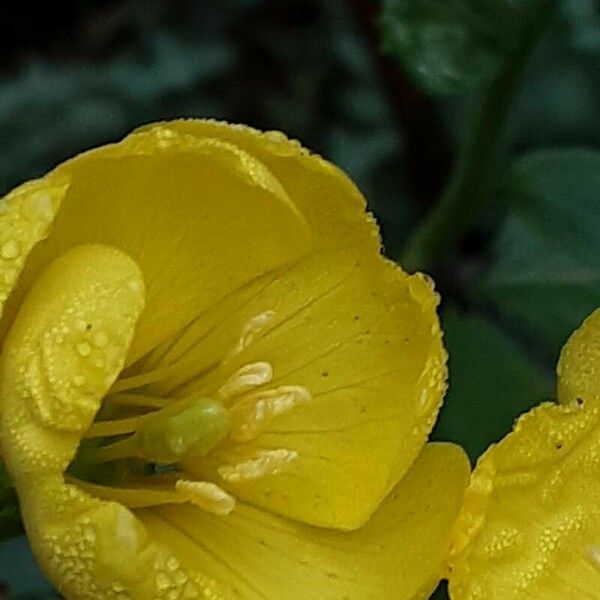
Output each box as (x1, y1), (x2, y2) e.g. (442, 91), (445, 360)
(231, 310), (275, 355)
(218, 448), (298, 483)
(588, 545), (600, 568)
(218, 362), (273, 400)
(230, 385), (311, 441)
(175, 480), (235, 516)
(71, 476), (235, 517)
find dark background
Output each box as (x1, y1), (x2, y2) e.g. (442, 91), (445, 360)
(0, 1), (599, 598)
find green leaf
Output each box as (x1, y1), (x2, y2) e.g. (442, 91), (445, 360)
(0, 460), (23, 542)
(432, 307), (552, 460)
(429, 581), (449, 599)
(380, 0), (548, 94)
(0, 536), (56, 597)
(476, 149), (600, 362)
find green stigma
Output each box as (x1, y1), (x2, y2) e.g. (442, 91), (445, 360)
(140, 397), (230, 463)
(93, 397), (231, 465)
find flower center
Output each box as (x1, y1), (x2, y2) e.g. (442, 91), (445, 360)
(88, 396), (231, 464)
(70, 311), (311, 518)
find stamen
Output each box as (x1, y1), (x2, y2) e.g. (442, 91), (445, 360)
(90, 397), (230, 464)
(71, 477), (235, 516)
(588, 545), (600, 568)
(218, 449), (298, 483)
(175, 480), (236, 516)
(103, 392), (170, 409)
(110, 311), (275, 395)
(218, 362), (273, 401)
(231, 310), (275, 356)
(230, 385), (311, 441)
(110, 363), (190, 393)
(86, 413), (151, 438)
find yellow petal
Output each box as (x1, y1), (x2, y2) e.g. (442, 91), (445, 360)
(137, 443), (470, 600)
(20, 478), (231, 600)
(140, 244), (446, 530)
(557, 307), (600, 405)
(1, 244), (145, 476)
(449, 397), (600, 599)
(135, 120), (380, 254)
(0, 176), (65, 318)
(0, 176), (66, 421)
(0, 126), (311, 365)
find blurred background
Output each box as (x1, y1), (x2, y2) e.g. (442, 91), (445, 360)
(0, 1), (599, 598)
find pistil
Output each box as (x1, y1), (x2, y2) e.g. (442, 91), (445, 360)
(89, 396), (230, 465)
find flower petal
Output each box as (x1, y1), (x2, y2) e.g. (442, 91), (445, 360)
(153, 245), (447, 529)
(449, 397), (600, 599)
(557, 307), (600, 405)
(1, 244), (145, 476)
(0, 176), (65, 318)
(1, 126), (312, 364)
(135, 120), (380, 254)
(137, 443), (470, 600)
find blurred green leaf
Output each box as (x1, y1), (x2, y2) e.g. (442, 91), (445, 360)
(433, 307), (552, 460)
(476, 149), (600, 361)
(430, 581), (449, 599)
(0, 461), (22, 542)
(0, 33), (236, 196)
(380, 0), (549, 94)
(0, 536), (55, 597)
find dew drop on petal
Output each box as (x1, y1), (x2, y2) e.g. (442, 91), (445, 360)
(1, 239), (20, 260)
(72, 375), (86, 387)
(93, 331), (109, 348)
(76, 342), (92, 357)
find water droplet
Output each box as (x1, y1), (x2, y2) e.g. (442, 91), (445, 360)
(73, 375), (86, 387)
(174, 570), (188, 585)
(1, 239), (19, 260)
(112, 582), (126, 593)
(92, 331), (109, 348)
(264, 130), (288, 143)
(83, 527), (96, 543)
(127, 279), (142, 293)
(74, 319), (88, 332)
(25, 192), (54, 221)
(166, 556), (179, 571)
(155, 572), (171, 590)
(3, 267), (17, 285)
(76, 342), (92, 357)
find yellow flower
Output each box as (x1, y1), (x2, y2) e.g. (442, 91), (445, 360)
(449, 308), (600, 599)
(0, 120), (469, 599)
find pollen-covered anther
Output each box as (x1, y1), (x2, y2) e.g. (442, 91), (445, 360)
(218, 448), (298, 483)
(217, 361), (273, 400)
(588, 544), (600, 568)
(175, 480), (236, 516)
(71, 474), (236, 518)
(231, 310), (275, 355)
(230, 385), (311, 441)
